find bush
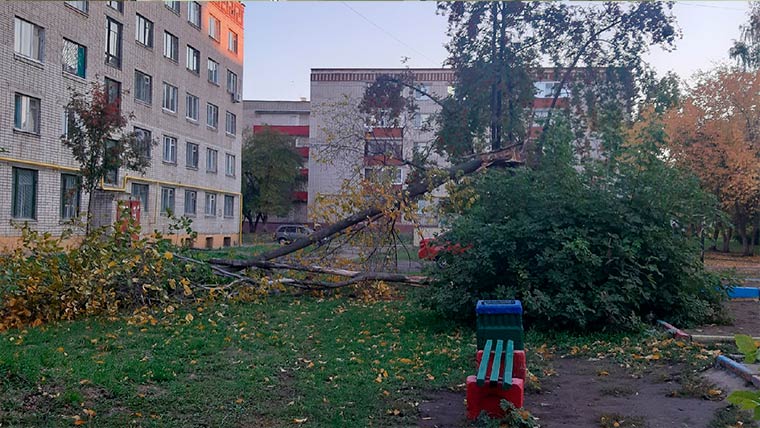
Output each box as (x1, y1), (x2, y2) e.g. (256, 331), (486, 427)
(0, 210), (216, 331)
(420, 119), (727, 331)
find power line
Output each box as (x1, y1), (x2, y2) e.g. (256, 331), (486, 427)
(679, 2), (747, 12)
(340, 2), (441, 66)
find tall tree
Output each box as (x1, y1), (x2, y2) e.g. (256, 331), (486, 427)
(241, 127), (304, 232)
(61, 83), (151, 232)
(730, 3), (760, 71)
(435, 1), (678, 164)
(664, 67), (760, 255)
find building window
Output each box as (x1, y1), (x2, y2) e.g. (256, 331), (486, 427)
(414, 83), (428, 100)
(204, 193), (216, 216)
(134, 70), (152, 105)
(105, 77), (121, 108)
(206, 148), (217, 173)
(105, 17), (122, 68)
(162, 135), (177, 163)
(131, 182), (149, 214)
(134, 127), (152, 159)
(165, 1), (180, 14)
(224, 195), (234, 218)
(106, 1), (123, 13)
(14, 93), (40, 134)
(104, 139), (119, 185)
(60, 174), (80, 220)
(186, 45), (199, 74)
(225, 111), (236, 135)
(209, 15), (220, 41)
(228, 30), (238, 54)
(163, 31), (178, 62)
(12, 168), (37, 219)
(186, 142), (199, 168)
(207, 58), (219, 84)
(135, 14), (154, 48)
(160, 187), (175, 215)
(365, 166), (403, 185)
(14, 17), (44, 61)
(61, 38), (86, 78)
(184, 190), (197, 215)
(206, 103), (218, 129)
(62, 108), (76, 139)
(226, 70), (238, 94)
(188, 2), (201, 28)
(186, 93), (199, 121)
(162, 82), (178, 112)
(65, 1), (88, 13)
(225, 153), (235, 176)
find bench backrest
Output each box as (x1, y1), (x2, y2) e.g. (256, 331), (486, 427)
(476, 339), (514, 389)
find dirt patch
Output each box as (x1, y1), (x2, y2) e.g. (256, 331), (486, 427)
(417, 389), (467, 428)
(686, 300), (760, 337)
(527, 358), (724, 428)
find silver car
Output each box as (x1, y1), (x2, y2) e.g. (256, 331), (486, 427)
(274, 225), (314, 245)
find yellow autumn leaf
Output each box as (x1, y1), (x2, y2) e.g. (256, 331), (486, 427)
(375, 373), (383, 383)
(56, 347), (65, 353)
(235, 398), (244, 404)
(165, 305), (175, 314)
(613, 422), (620, 428)
(183, 284), (193, 296)
(83, 408), (96, 417)
(180, 277), (190, 286)
(164, 252), (173, 260)
(185, 313), (194, 322)
(293, 417), (308, 424)
(168, 279), (176, 289)
(74, 419), (86, 426)
(398, 358), (413, 364)
(598, 370), (609, 377)
(707, 389), (722, 396)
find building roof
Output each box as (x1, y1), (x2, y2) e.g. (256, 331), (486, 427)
(243, 100), (311, 114)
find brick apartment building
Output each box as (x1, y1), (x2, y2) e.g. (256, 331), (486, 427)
(243, 99), (310, 231)
(0, 0), (244, 248)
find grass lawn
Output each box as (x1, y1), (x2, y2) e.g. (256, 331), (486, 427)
(0, 284), (730, 427)
(0, 293), (473, 427)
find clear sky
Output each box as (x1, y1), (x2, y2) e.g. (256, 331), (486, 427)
(242, 1), (751, 101)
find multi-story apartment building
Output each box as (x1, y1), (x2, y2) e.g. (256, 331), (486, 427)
(243, 99), (310, 231)
(0, 0), (244, 249)
(308, 68), (455, 235)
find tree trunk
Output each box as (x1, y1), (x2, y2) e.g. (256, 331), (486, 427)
(709, 225), (719, 251)
(252, 212), (262, 234)
(722, 227), (733, 253)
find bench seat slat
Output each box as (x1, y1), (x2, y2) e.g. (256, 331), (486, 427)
(489, 339), (504, 386)
(502, 340), (514, 388)
(476, 339), (493, 386)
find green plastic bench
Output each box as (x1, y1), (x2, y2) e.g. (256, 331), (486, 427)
(476, 339), (514, 389)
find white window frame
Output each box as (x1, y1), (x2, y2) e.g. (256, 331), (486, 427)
(160, 186), (175, 215)
(186, 142), (199, 168)
(209, 15), (220, 41)
(225, 153), (235, 176)
(162, 82), (178, 112)
(225, 111), (236, 135)
(65, 1), (88, 13)
(206, 148), (218, 173)
(223, 195), (234, 218)
(204, 193), (217, 216)
(162, 135), (177, 164)
(134, 70), (152, 105)
(188, 2), (201, 27)
(184, 190), (197, 215)
(135, 14), (153, 48)
(226, 70), (238, 94)
(186, 45), (199, 74)
(228, 30), (238, 53)
(61, 38), (86, 78)
(14, 93), (40, 134)
(163, 31), (178, 62)
(207, 58), (219, 84)
(14, 17), (44, 62)
(206, 103), (218, 129)
(186, 93), (199, 121)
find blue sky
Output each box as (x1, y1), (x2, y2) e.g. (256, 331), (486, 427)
(243, 1), (750, 101)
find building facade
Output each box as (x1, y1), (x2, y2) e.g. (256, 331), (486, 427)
(0, 0), (244, 248)
(243, 99), (310, 231)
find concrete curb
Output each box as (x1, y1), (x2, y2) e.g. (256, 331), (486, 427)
(715, 355), (760, 388)
(656, 320), (692, 340)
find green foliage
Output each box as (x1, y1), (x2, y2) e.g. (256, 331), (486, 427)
(420, 118), (726, 330)
(471, 401), (538, 428)
(728, 390), (760, 420)
(735, 334), (760, 364)
(241, 127), (304, 229)
(730, 3), (760, 71)
(0, 210), (215, 330)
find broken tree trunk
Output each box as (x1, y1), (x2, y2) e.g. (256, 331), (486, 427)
(211, 147), (522, 268)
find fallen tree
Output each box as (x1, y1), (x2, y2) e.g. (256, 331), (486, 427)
(206, 146), (522, 289)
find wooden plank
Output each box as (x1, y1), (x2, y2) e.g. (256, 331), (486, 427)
(476, 339), (493, 387)
(489, 339), (504, 386)
(502, 340), (514, 389)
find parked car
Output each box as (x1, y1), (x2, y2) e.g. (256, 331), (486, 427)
(418, 235), (470, 268)
(274, 225), (314, 245)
